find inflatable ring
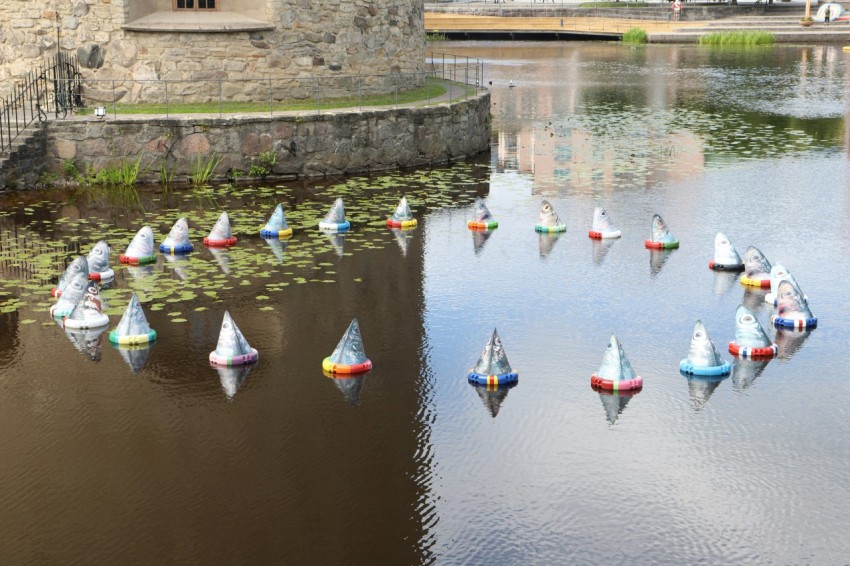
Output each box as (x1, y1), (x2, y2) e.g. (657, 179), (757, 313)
(679, 359), (731, 376)
(119, 254), (156, 265)
(728, 342), (778, 359)
(386, 219), (417, 229)
(89, 269), (115, 281)
(708, 261), (744, 271)
(63, 313), (109, 330)
(771, 315), (817, 330)
(467, 370), (518, 386)
(109, 329), (157, 345)
(318, 221), (351, 233)
(588, 229), (621, 239)
(645, 240), (679, 249)
(210, 348), (259, 367)
(49, 305), (73, 318)
(590, 374), (643, 391)
(159, 242), (194, 254)
(203, 236), (238, 247)
(468, 221), (498, 231)
(322, 357), (372, 375)
(50, 287), (63, 298)
(535, 224), (566, 233)
(740, 276), (771, 288)
(260, 227), (293, 239)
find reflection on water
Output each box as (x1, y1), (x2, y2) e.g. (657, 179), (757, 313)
(216, 363), (254, 399)
(390, 228), (415, 257)
(774, 328), (813, 360)
(590, 238), (616, 265)
(326, 371), (368, 406)
(263, 237), (289, 263)
(537, 232), (561, 258)
(592, 385), (640, 425)
(683, 372), (729, 411)
(648, 249), (674, 276)
(470, 381), (516, 418)
(712, 270), (739, 296)
(208, 247), (231, 274)
(64, 325), (106, 362)
(470, 229), (493, 255)
(731, 358), (771, 392)
(114, 343), (155, 374)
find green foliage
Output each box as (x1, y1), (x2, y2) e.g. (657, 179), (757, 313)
(63, 159), (80, 179)
(38, 170), (59, 186)
(248, 150), (278, 179)
(622, 28), (648, 44)
(160, 161), (175, 188)
(83, 154), (146, 187)
(698, 31), (776, 46)
(425, 31), (447, 41)
(191, 153), (223, 188)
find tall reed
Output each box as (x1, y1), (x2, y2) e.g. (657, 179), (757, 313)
(191, 153), (223, 188)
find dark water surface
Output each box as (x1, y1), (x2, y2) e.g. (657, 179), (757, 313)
(2, 42), (850, 563)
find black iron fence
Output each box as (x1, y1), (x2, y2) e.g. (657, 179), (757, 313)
(0, 52), (82, 154)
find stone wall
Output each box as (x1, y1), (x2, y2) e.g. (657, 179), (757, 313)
(41, 92), (490, 182)
(0, 0), (424, 101)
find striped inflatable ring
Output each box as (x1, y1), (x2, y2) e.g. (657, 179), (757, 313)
(588, 229), (621, 240)
(771, 316), (817, 330)
(708, 260), (744, 271)
(386, 219), (418, 229)
(109, 330), (157, 345)
(210, 348), (259, 367)
(590, 374), (643, 391)
(89, 269), (115, 281)
(645, 240), (679, 249)
(535, 224), (566, 233)
(468, 221), (498, 231)
(159, 242), (194, 254)
(203, 236), (238, 247)
(740, 275), (771, 288)
(119, 254), (156, 265)
(679, 359), (731, 376)
(728, 341), (778, 359)
(260, 227), (293, 239)
(318, 221), (351, 233)
(63, 312), (110, 330)
(322, 357), (372, 375)
(467, 370), (518, 386)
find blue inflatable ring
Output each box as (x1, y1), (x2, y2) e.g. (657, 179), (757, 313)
(467, 370), (518, 386)
(159, 242), (194, 254)
(319, 221), (350, 233)
(679, 359), (731, 376)
(772, 315), (817, 330)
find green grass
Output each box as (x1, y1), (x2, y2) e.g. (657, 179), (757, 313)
(77, 78), (461, 116)
(698, 31), (776, 46)
(622, 27), (648, 44)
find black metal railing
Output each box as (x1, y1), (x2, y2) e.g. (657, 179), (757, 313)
(0, 52), (82, 154)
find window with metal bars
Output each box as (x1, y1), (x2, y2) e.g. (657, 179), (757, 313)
(174, 0), (217, 10)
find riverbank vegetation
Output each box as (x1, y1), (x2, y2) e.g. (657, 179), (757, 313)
(698, 31), (776, 46)
(622, 27), (648, 44)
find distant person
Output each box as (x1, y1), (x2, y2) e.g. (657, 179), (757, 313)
(672, 0), (682, 21)
(824, 7), (831, 24)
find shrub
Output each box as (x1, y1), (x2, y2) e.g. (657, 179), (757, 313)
(622, 28), (648, 44)
(698, 31), (776, 46)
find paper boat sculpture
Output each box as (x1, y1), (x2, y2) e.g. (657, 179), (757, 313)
(159, 217), (194, 254)
(467, 197), (498, 231)
(322, 318), (372, 375)
(591, 334), (643, 391)
(386, 196), (417, 229)
(709, 232), (744, 271)
(679, 320), (730, 376)
(644, 214), (679, 249)
(260, 204), (293, 238)
(86, 241), (114, 281)
(51, 256), (88, 297)
(204, 212), (238, 247)
(728, 305), (777, 359)
(63, 281), (109, 330)
(534, 200), (566, 233)
(109, 293), (157, 345)
(50, 270), (89, 318)
(588, 206), (621, 239)
(772, 279), (817, 330)
(318, 198), (351, 233)
(120, 226), (156, 265)
(209, 311), (259, 366)
(467, 328), (518, 386)
(740, 246), (772, 288)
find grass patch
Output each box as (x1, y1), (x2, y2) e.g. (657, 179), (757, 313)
(698, 31), (776, 46)
(78, 78), (461, 116)
(622, 27), (648, 44)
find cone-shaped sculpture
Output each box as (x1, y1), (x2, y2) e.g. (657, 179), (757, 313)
(467, 328), (518, 386)
(323, 318), (372, 375)
(591, 334), (643, 391)
(318, 198), (350, 233)
(63, 282), (109, 330)
(120, 226), (157, 265)
(217, 364), (254, 399)
(728, 305), (777, 359)
(109, 293), (157, 345)
(588, 206), (621, 239)
(467, 197), (498, 231)
(534, 200), (566, 233)
(645, 214), (679, 249)
(261, 204), (293, 238)
(51, 256), (89, 297)
(772, 279), (817, 330)
(86, 241), (114, 281)
(386, 196), (417, 229)
(679, 320), (730, 376)
(765, 264), (805, 306)
(50, 271), (89, 318)
(740, 246), (772, 288)
(160, 217), (194, 254)
(471, 381), (516, 418)
(64, 325), (106, 363)
(209, 311), (259, 366)
(709, 232), (744, 271)
(204, 212), (237, 247)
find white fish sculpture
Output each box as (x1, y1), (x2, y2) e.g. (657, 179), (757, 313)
(318, 198), (350, 233)
(160, 217), (194, 254)
(645, 214), (679, 249)
(109, 293), (157, 345)
(63, 281), (109, 330)
(468, 197), (498, 230)
(679, 320), (730, 376)
(588, 206), (621, 239)
(467, 328), (518, 386)
(50, 271), (89, 318)
(323, 318), (372, 374)
(728, 305), (777, 359)
(591, 334), (643, 391)
(261, 204), (293, 238)
(204, 212), (237, 247)
(52, 256), (89, 297)
(772, 279), (817, 330)
(86, 241), (114, 281)
(765, 264), (806, 305)
(386, 196), (417, 228)
(709, 232), (744, 271)
(535, 200), (566, 233)
(120, 226), (156, 265)
(209, 311), (259, 366)
(740, 246), (772, 288)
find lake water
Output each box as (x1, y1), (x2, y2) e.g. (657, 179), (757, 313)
(1, 41), (849, 563)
